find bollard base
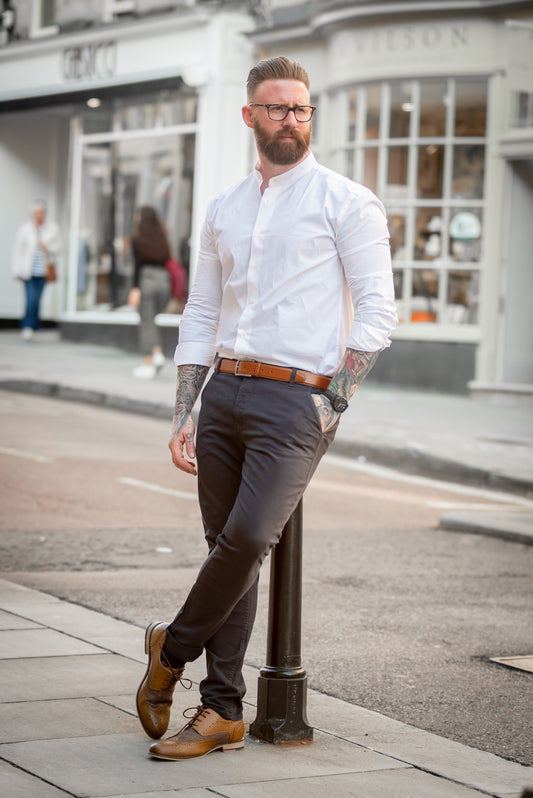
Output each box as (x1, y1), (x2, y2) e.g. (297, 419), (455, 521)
(249, 674), (313, 744)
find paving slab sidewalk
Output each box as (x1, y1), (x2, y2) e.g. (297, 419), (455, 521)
(1, 329), (532, 794)
(0, 579), (531, 798)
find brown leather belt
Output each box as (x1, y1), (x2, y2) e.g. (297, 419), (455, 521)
(215, 358), (331, 391)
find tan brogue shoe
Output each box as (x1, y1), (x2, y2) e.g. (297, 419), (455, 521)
(136, 621), (189, 739)
(149, 706), (245, 761)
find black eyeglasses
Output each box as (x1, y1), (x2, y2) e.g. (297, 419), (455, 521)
(248, 103), (316, 122)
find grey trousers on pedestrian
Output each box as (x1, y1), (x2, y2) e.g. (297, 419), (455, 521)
(138, 266), (170, 356)
(164, 371), (338, 720)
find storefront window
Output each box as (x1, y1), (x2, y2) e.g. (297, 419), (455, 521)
(417, 144), (444, 198)
(455, 80), (486, 136)
(420, 81), (447, 137)
(348, 89), (357, 142)
(76, 130), (194, 312)
(106, 0), (135, 18)
(41, 0), (55, 26)
(513, 91), (533, 127)
(30, 0), (58, 37)
(412, 269), (439, 323)
(390, 82), (412, 138)
(388, 214), (407, 261)
(387, 146), (408, 192)
(329, 76), (487, 330)
(363, 147), (378, 194)
(345, 149), (355, 181)
(70, 84), (197, 314)
(446, 270), (478, 322)
(82, 105), (114, 135)
(415, 208), (443, 261)
(114, 95), (197, 131)
(365, 85), (380, 139)
(452, 145), (484, 198)
(449, 209), (482, 262)
(393, 269), (404, 301)
(81, 88), (197, 135)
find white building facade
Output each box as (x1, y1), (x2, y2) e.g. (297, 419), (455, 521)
(0, 0), (256, 351)
(251, 0), (533, 392)
(1, 0), (532, 392)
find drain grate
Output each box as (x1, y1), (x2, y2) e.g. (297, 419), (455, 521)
(490, 655), (533, 673)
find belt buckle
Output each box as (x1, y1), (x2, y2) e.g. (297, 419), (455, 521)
(235, 360), (253, 377)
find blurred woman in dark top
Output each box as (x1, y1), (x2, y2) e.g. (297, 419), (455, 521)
(128, 206), (171, 379)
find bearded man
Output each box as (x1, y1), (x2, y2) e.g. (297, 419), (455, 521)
(136, 56), (397, 761)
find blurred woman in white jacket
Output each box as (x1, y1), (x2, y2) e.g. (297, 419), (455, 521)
(12, 201), (61, 340)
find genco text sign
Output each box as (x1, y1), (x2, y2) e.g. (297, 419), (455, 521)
(62, 41), (117, 81)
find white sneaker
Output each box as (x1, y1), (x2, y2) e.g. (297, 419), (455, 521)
(133, 363), (156, 379)
(21, 328), (34, 341)
(152, 352), (166, 371)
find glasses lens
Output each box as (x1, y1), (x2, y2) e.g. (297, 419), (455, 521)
(268, 105), (288, 120)
(264, 105), (315, 121)
(295, 107), (313, 122)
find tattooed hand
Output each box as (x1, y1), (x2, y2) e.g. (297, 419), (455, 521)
(328, 349), (380, 403)
(312, 348), (380, 433)
(169, 413), (198, 475)
(312, 393), (340, 433)
(168, 364), (209, 476)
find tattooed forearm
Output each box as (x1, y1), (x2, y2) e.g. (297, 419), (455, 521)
(172, 364), (209, 432)
(328, 348), (380, 402)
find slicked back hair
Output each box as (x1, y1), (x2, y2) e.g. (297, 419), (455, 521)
(246, 56), (310, 100)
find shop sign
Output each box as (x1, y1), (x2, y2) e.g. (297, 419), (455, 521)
(332, 21), (472, 68)
(349, 23), (469, 55)
(330, 19), (494, 79)
(62, 41), (117, 82)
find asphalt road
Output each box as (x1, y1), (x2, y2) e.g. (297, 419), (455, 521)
(1, 389), (532, 766)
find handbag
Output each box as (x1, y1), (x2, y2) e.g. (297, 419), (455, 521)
(165, 258), (187, 301)
(45, 262), (57, 282)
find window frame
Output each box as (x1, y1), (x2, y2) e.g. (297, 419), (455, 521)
(326, 76), (488, 342)
(102, 0), (135, 23)
(29, 0), (58, 39)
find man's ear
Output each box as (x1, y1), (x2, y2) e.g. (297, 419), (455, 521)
(242, 104), (254, 129)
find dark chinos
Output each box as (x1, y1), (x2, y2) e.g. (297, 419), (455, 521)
(164, 368), (339, 721)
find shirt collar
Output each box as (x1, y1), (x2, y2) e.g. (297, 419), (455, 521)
(254, 151), (316, 189)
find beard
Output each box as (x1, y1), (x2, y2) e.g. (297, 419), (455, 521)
(253, 119), (311, 165)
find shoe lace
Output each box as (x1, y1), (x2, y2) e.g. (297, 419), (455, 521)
(182, 705), (209, 729)
(166, 668), (191, 691)
(160, 651), (192, 691)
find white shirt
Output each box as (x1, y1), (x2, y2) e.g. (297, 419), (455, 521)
(31, 229), (46, 277)
(175, 152), (397, 376)
(12, 220), (61, 281)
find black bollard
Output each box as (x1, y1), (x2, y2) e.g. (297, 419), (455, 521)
(249, 499), (313, 743)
